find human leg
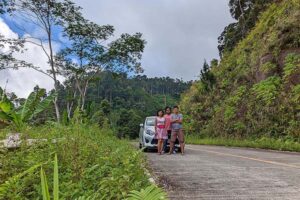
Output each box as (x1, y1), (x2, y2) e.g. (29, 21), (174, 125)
(157, 139), (161, 154)
(162, 139), (167, 152)
(169, 130), (177, 154)
(178, 129), (185, 154)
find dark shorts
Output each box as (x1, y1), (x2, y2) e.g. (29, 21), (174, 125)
(171, 129), (184, 143)
(167, 130), (172, 137)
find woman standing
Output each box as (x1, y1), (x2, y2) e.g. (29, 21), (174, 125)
(155, 109), (167, 155)
(163, 106), (172, 153)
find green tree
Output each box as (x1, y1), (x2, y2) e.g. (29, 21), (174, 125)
(218, 0), (273, 56)
(117, 109), (142, 139)
(100, 99), (111, 115)
(199, 60), (216, 91)
(57, 17), (145, 111)
(1, 0), (84, 122)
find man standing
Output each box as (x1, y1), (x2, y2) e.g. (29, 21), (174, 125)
(169, 105), (185, 155)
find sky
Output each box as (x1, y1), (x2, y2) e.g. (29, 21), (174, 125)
(0, 0), (233, 98)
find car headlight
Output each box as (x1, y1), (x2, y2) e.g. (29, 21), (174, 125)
(146, 129), (155, 135)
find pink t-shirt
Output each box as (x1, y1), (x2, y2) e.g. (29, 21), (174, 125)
(164, 114), (171, 131)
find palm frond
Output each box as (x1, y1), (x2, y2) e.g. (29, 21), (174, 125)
(127, 185), (167, 200)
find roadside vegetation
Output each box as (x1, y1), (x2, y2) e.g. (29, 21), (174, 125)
(0, 123), (166, 199)
(0, 86), (167, 199)
(186, 135), (300, 152)
(0, 0), (171, 199)
(181, 0), (300, 149)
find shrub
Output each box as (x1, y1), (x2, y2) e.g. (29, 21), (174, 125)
(261, 61), (277, 74)
(251, 76), (281, 106)
(291, 84), (300, 105)
(283, 53), (300, 81)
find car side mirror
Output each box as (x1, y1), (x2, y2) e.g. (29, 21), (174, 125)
(140, 124), (144, 127)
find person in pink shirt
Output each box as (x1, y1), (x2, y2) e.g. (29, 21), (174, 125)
(163, 106), (172, 153)
(155, 109), (167, 155)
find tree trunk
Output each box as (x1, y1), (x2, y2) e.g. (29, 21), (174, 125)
(67, 89), (76, 120)
(81, 80), (89, 111)
(238, 0), (246, 37)
(47, 24), (60, 122)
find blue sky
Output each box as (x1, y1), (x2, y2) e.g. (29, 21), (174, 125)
(0, 0), (233, 97)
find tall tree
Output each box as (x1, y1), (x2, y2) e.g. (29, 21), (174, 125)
(218, 0), (274, 56)
(199, 60), (216, 91)
(58, 18), (145, 112)
(1, 0), (84, 122)
(0, 34), (29, 70)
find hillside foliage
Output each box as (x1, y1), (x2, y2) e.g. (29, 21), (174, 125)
(181, 0), (300, 140)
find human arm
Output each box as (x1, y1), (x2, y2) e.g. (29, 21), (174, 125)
(155, 118), (157, 132)
(171, 114), (183, 123)
(174, 114), (183, 124)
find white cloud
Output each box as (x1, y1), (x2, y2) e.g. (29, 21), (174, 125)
(0, 1), (234, 97)
(73, 0), (234, 80)
(0, 18), (61, 98)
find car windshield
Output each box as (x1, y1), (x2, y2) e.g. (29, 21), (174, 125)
(146, 118), (155, 126)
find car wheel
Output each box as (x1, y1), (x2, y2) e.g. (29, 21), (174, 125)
(143, 147), (148, 152)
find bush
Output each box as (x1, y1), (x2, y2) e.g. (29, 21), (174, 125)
(283, 53), (300, 82)
(117, 109), (142, 139)
(251, 76), (281, 106)
(90, 110), (108, 127)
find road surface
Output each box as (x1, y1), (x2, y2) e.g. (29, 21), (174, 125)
(145, 145), (300, 200)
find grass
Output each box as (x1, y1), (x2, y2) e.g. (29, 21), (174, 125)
(0, 123), (151, 200)
(186, 134), (300, 152)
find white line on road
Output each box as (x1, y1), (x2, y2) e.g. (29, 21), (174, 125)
(186, 146), (300, 169)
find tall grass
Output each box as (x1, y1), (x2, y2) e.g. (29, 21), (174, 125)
(0, 124), (151, 199)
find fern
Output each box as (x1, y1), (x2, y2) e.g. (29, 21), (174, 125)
(0, 163), (42, 198)
(126, 185), (167, 200)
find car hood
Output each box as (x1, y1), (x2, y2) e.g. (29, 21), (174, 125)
(144, 126), (155, 132)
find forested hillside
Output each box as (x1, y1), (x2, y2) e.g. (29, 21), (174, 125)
(181, 0), (300, 141)
(3, 73), (191, 138)
(60, 73), (191, 138)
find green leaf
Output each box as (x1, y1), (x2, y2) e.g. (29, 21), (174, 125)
(10, 113), (24, 132)
(0, 111), (12, 121)
(127, 185), (166, 200)
(53, 154), (59, 200)
(20, 88), (46, 121)
(0, 163), (42, 199)
(31, 92), (57, 120)
(40, 167), (50, 200)
(0, 100), (13, 113)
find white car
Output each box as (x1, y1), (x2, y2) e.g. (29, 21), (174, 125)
(139, 116), (179, 152)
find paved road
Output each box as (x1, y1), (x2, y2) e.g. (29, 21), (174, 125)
(145, 145), (300, 200)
